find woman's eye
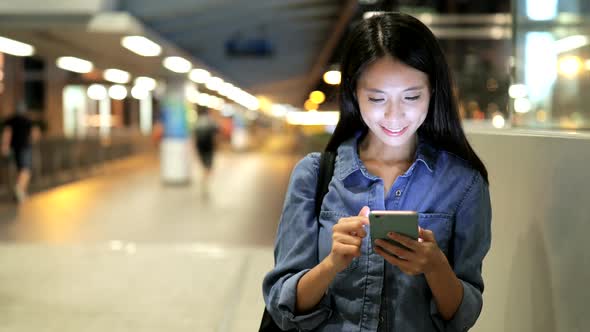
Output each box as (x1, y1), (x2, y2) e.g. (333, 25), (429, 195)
(405, 95), (420, 101)
(368, 97), (384, 103)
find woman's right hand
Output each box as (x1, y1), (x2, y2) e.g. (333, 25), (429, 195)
(327, 206), (370, 273)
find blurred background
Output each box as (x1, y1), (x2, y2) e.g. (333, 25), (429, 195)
(0, 0), (588, 331)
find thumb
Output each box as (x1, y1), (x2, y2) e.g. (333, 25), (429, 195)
(358, 206), (370, 226)
(358, 206), (370, 217)
(419, 227), (436, 242)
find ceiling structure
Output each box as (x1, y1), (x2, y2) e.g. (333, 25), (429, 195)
(0, 0), (512, 110)
(119, 0), (356, 107)
(0, 0), (356, 108)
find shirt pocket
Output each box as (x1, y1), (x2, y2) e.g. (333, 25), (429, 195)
(418, 213), (453, 255)
(318, 210), (360, 272)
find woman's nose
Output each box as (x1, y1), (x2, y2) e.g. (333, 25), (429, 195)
(384, 102), (404, 120)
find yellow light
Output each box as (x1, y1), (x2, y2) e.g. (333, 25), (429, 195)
(309, 91), (326, 104)
(558, 56), (582, 77)
(536, 110), (547, 122)
(304, 99), (319, 111)
(323, 70), (341, 85)
(258, 96), (273, 113)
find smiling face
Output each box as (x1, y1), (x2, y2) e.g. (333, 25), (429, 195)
(356, 56), (431, 151)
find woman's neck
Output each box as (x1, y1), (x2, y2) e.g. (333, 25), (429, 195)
(359, 133), (418, 165)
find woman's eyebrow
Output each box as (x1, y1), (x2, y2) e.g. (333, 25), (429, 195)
(363, 86), (425, 93)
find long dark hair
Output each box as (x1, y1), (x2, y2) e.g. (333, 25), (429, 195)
(326, 12), (488, 183)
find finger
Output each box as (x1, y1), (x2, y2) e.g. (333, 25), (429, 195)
(387, 232), (419, 251)
(334, 243), (362, 257)
(338, 216), (370, 226)
(374, 246), (415, 271)
(334, 221), (368, 236)
(374, 239), (416, 260)
(419, 227), (436, 242)
(333, 233), (362, 247)
(358, 206), (370, 219)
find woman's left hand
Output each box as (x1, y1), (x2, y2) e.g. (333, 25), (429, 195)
(374, 227), (447, 276)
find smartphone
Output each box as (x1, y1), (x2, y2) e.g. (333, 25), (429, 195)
(369, 210), (419, 251)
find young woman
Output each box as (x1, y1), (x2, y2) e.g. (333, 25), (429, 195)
(263, 12), (491, 331)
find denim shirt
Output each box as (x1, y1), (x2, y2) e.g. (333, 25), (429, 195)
(263, 136), (492, 332)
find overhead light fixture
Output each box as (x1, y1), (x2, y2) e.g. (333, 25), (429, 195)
(131, 85), (149, 100)
(108, 85), (128, 100)
(104, 68), (131, 84)
(0, 36), (34, 56)
(121, 36), (161, 57)
(134, 76), (157, 91)
(87, 84), (107, 100)
(163, 56), (192, 73)
(218, 82), (234, 96)
(189, 68), (211, 83)
(555, 35), (589, 54)
(323, 70), (341, 85)
(205, 77), (224, 91)
(57, 56), (94, 73)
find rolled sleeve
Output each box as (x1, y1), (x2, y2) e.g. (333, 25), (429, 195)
(430, 280), (483, 331)
(276, 269), (333, 330)
(262, 153), (333, 331)
(431, 172), (492, 331)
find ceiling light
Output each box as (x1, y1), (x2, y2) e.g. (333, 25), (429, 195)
(104, 68), (131, 84)
(108, 85), (127, 100)
(323, 70), (341, 85)
(0, 36), (34, 56)
(57, 56), (93, 73)
(121, 36), (161, 57)
(163, 56), (192, 73)
(131, 85), (149, 100)
(87, 84), (107, 100)
(205, 77), (224, 91)
(189, 68), (211, 83)
(134, 76), (157, 91)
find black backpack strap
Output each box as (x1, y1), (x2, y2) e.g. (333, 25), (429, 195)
(314, 151), (336, 217)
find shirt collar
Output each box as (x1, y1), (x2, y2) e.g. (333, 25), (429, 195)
(335, 133), (437, 181)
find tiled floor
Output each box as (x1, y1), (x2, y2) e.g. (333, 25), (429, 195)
(0, 135), (302, 331)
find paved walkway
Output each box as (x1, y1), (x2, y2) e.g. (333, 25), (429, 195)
(0, 134), (303, 332)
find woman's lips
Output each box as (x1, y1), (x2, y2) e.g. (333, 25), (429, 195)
(380, 125), (408, 137)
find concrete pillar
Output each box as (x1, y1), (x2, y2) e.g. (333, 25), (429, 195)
(45, 58), (66, 136)
(0, 54), (24, 117)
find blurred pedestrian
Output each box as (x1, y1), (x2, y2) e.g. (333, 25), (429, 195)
(1, 102), (41, 203)
(194, 108), (218, 193)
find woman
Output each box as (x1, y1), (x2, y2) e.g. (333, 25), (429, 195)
(263, 12), (491, 331)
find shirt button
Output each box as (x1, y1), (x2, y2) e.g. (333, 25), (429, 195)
(395, 189), (402, 197)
